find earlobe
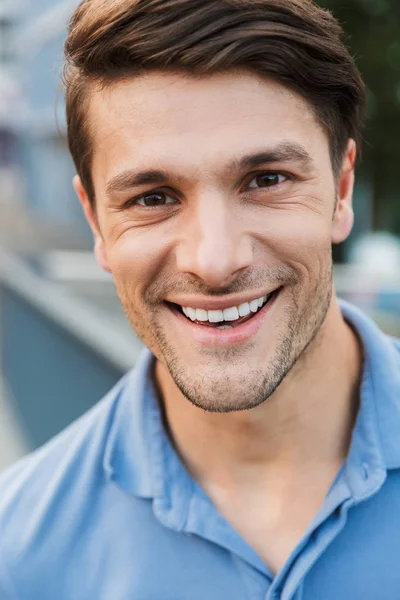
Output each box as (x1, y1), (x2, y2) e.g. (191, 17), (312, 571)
(331, 139), (356, 245)
(93, 237), (111, 273)
(332, 202), (354, 244)
(72, 175), (111, 273)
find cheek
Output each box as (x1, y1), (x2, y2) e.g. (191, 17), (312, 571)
(108, 236), (151, 286)
(253, 208), (333, 265)
(105, 227), (172, 305)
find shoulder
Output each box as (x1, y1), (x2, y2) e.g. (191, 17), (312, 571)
(0, 374), (129, 596)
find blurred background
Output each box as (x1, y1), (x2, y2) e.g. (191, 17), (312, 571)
(0, 0), (399, 469)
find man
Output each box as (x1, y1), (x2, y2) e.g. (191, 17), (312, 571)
(1, 0), (399, 598)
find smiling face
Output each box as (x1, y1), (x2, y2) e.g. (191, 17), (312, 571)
(76, 71), (355, 412)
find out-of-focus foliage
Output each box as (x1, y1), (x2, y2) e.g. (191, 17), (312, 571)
(319, 0), (400, 233)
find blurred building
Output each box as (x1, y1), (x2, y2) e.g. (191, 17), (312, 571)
(12, 0), (91, 243)
(0, 0), (21, 178)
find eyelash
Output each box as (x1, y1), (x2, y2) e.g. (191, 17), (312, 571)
(124, 171), (293, 210)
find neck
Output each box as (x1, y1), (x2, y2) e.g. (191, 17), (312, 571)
(155, 296), (362, 494)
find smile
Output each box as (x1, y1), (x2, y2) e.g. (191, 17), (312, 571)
(180, 292), (273, 329)
(165, 289), (280, 345)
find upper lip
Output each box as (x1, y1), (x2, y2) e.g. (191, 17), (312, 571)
(165, 289), (278, 311)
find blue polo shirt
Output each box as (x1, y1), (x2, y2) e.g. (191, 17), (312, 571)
(1, 300), (400, 600)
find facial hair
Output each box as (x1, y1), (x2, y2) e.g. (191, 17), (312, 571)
(115, 260), (333, 413)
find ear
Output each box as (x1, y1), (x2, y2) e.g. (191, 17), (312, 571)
(331, 139), (356, 245)
(73, 175), (111, 272)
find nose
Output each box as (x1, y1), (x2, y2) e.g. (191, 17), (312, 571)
(175, 194), (253, 288)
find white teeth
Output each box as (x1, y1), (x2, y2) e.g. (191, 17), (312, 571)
(208, 309), (224, 323)
(195, 308), (208, 321)
(249, 299), (259, 313)
(187, 307), (197, 321)
(223, 306), (239, 321)
(181, 293), (270, 324)
(238, 302), (251, 317)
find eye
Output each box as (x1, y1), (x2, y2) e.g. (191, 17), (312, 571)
(133, 191), (177, 207)
(247, 172), (287, 190)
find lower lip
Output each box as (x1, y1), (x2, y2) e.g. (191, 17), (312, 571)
(167, 291), (279, 346)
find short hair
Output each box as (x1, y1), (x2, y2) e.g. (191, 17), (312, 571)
(63, 0), (366, 206)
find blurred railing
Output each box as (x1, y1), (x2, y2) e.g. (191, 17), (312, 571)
(0, 250), (142, 451)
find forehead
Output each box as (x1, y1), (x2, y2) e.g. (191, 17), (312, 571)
(88, 71), (329, 186)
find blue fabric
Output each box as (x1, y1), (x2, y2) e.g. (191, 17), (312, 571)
(1, 300), (400, 600)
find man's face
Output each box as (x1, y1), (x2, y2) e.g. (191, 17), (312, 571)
(81, 72), (354, 412)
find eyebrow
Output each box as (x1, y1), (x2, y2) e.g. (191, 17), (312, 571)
(227, 142), (313, 173)
(106, 169), (170, 196)
(105, 142), (313, 197)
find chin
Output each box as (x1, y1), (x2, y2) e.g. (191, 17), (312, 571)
(163, 358), (286, 413)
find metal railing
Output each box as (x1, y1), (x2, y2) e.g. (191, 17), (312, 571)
(0, 249), (142, 450)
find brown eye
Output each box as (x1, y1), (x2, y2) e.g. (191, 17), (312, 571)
(248, 173), (286, 189)
(136, 192), (176, 207)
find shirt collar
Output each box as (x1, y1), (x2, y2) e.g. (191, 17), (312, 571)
(102, 300), (400, 508)
(103, 349), (193, 530)
(102, 350), (156, 498)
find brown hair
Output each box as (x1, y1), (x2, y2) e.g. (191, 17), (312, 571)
(64, 0), (366, 205)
